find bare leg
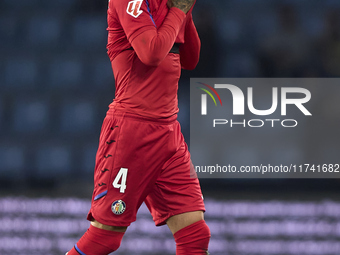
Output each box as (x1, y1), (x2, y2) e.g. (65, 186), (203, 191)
(91, 219), (127, 232)
(166, 211), (204, 234)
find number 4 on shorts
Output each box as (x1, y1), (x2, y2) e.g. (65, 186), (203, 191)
(112, 168), (128, 193)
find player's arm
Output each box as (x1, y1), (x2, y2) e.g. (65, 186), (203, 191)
(112, 0), (196, 66)
(179, 13), (200, 70)
(130, 7), (186, 66)
(131, 0), (197, 66)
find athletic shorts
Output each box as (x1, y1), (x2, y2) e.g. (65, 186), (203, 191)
(87, 109), (205, 227)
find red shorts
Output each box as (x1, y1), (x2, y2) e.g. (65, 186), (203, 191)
(87, 109), (205, 227)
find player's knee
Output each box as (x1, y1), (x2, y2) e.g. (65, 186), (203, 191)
(102, 228), (124, 252)
(174, 220), (211, 254)
(67, 224), (125, 255)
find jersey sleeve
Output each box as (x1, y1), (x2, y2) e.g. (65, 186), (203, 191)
(110, 0), (186, 66)
(179, 14), (201, 70)
(111, 0), (158, 43)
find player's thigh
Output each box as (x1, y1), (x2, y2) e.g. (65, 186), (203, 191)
(145, 121), (206, 227)
(166, 211), (204, 235)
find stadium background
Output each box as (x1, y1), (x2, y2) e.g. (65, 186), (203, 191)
(1, 0), (340, 254)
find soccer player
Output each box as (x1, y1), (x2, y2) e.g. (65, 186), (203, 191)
(66, 0), (210, 254)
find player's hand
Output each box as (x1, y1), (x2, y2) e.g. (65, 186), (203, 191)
(167, 0), (196, 14)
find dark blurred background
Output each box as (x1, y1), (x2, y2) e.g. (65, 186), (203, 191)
(1, 0), (340, 254)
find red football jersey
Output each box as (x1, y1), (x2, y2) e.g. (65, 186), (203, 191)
(107, 0), (190, 118)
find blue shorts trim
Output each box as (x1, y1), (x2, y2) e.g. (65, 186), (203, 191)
(94, 190), (108, 201)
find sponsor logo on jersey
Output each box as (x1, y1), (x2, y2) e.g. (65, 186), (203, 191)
(127, 0), (143, 18)
(111, 200), (126, 215)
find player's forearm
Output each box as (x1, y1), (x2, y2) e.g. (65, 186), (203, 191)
(131, 8), (186, 66)
(180, 16), (200, 70)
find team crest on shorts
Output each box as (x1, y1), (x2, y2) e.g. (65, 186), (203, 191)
(111, 200), (126, 215)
